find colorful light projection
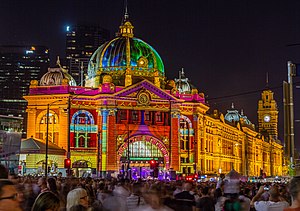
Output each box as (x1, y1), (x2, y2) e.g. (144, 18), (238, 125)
(70, 110), (97, 148)
(36, 110), (59, 143)
(99, 37), (164, 76)
(100, 109), (109, 171)
(117, 135), (170, 169)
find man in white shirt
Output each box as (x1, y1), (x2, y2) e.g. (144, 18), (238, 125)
(251, 185), (289, 211)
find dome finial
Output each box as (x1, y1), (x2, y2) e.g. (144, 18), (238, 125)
(231, 102), (234, 109)
(118, 0), (134, 38)
(56, 55), (68, 73)
(124, 0), (129, 22)
(241, 109), (244, 115)
(56, 56), (61, 66)
(181, 68), (185, 78)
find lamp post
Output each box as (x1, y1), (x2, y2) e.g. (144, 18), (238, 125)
(45, 99), (62, 177)
(127, 124), (131, 180)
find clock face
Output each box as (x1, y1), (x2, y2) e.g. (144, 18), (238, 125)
(264, 115), (271, 122)
(138, 92), (150, 105)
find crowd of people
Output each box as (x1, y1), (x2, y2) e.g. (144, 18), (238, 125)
(1, 164), (300, 211)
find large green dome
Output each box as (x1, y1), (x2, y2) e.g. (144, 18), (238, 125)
(86, 21), (165, 87)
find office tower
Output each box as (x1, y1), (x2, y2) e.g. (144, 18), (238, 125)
(0, 45), (50, 135)
(65, 25), (110, 85)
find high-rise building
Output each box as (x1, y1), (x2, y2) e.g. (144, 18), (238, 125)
(65, 25), (110, 85)
(0, 45), (50, 135)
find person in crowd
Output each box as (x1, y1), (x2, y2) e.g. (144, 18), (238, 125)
(174, 182), (196, 211)
(47, 177), (59, 195)
(69, 204), (90, 211)
(126, 182), (146, 211)
(216, 174), (225, 189)
(23, 181), (37, 211)
(251, 185), (289, 211)
(0, 179), (22, 211)
(84, 177), (96, 206)
(173, 180), (183, 196)
(162, 184), (177, 210)
(136, 184), (173, 211)
(238, 188), (251, 211)
(196, 186), (215, 211)
(214, 188), (227, 211)
(31, 191), (60, 211)
(37, 177), (49, 193)
(102, 180), (130, 211)
(67, 188), (90, 211)
(284, 176), (300, 211)
(0, 164), (8, 179)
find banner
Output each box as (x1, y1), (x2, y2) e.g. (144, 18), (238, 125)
(0, 130), (21, 158)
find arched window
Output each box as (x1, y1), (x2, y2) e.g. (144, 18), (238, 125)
(71, 110), (96, 148)
(179, 115), (194, 163)
(36, 111), (59, 144)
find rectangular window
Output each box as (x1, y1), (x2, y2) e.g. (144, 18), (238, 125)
(120, 110), (127, 120)
(145, 111), (151, 121)
(132, 110), (139, 121)
(156, 112), (162, 122)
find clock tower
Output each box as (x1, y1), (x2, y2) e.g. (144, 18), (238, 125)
(257, 89), (279, 139)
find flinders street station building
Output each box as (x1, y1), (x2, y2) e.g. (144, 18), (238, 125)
(22, 14), (284, 178)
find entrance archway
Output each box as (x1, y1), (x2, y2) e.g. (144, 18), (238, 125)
(117, 135), (169, 170)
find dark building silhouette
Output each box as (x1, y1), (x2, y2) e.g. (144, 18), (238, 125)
(0, 45), (50, 136)
(65, 25), (110, 85)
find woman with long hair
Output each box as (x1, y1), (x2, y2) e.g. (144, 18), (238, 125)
(31, 191), (60, 211)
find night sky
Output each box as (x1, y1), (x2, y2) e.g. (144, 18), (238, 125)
(1, 0), (299, 147)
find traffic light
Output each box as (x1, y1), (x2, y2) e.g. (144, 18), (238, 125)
(64, 158), (71, 168)
(150, 160), (156, 169)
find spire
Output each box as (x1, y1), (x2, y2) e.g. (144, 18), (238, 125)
(231, 102), (235, 109)
(56, 56), (61, 66)
(241, 109), (244, 115)
(118, 0), (134, 37)
(266, 72), (269, 88)
(181, 67), (185, 78)
(124, 0), (129, 22)
(56, 56), (67, 73)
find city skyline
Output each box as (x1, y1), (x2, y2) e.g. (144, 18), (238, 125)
(0, 0), (299, 146)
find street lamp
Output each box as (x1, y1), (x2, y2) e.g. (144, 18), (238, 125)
(45, 99), (62, 177)
(127, 124), (131, 180)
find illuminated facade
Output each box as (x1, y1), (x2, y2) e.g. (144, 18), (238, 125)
(23, 15), (284, 177)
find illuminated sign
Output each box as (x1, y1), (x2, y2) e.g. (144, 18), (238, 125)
(25, 50), (33, 54)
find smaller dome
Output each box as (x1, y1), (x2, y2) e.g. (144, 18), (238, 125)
(240, 109), (252, 125)
(224, 104), (252, 125)
(40, 67), (77, 86)
(224, 109), (241, 122)
(174, 68), (195, 94)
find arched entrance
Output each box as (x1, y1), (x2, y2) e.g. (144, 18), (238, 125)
(72, 160), (92, 177)
(117, 135), (169, 179)
(36, 160), (58, 176)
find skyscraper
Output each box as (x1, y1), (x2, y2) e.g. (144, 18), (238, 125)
(65, 25), (110, 85)
(0, 45), (50, 135)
